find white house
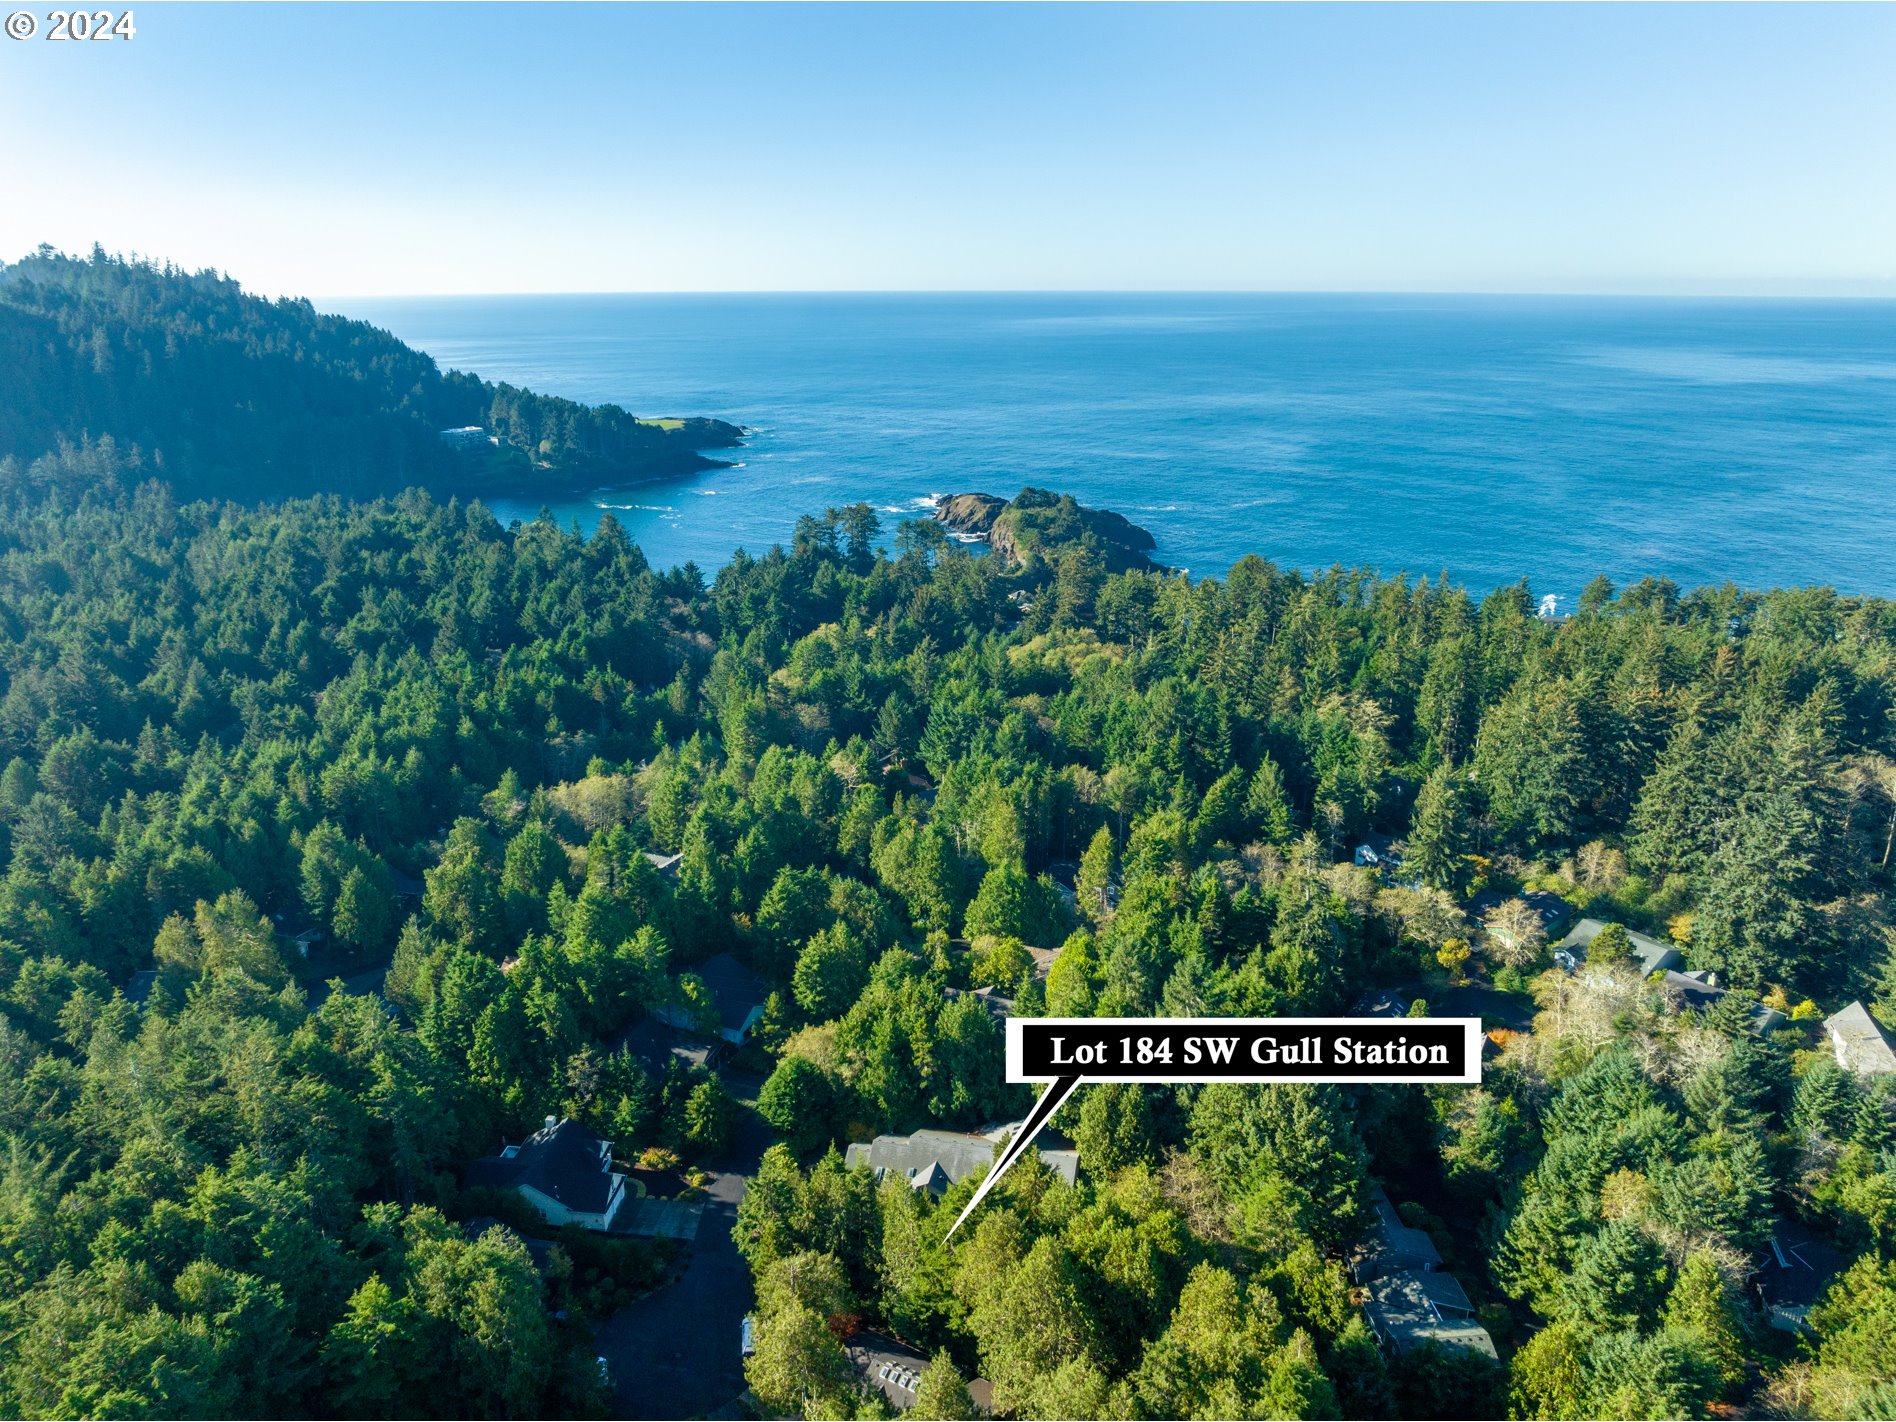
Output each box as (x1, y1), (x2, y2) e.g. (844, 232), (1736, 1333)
(464, 1117), (630, 1232)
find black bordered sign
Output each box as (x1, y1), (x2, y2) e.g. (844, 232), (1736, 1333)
(1006, 1015), (1483, 1085)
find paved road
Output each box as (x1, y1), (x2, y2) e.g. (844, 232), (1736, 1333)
(594, 1071), (769, 1420)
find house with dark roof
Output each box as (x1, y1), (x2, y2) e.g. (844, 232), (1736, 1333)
(1349, 1185), (1442, 1284)
(1554, 917), (1683, 977)
(1351, 989), (1412, 1020)
(1362, 1269), (1497, 1360)
(1465, 888), (1573, 942)
(1752, 1233), (1848, 1333)
(846, 1126), (1079, 1194)
(846, 1332), (929, 1411)
(843, 1331), (996, 1414)
(1825, 1001), (1896, 1076)
(1353, 832), (1402, 871)
(461, 1215), (561, 1276)
(943, 984), (1015, 1022)
(1351, 1184), (1496, 1359)
(464, 1117), (631, 1233)
(125, 970), (158, 1007)
(654, 952), (766, 1044)
(1656, 970), (1787, 1033)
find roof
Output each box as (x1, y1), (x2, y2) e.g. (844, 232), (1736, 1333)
(1363, 1271), (1497, 1359)
(844, 1332), (930, 1410)
(1753, 1234), (1848, 1311)
(462, 1216), (559, 1274)
(125, 969), (158, 1006)
(1354, 832), (1401, 868)
(1556, 917), (1682, 977)
(1826, 1001), (1896, 1075)
(1657, 971), (1788, 1033)
(1350, 1185), (1442, 1282)
(464, 1118), (620, 1216)
(1466, 888), (1572, 934)
(642, 851), (683, 877)
(693, 953), (766, 1038)
(615, 1016), (717, 1072)
(845, 1127), (1079, 1192)
(944, 984), (1014, 1021)
(1351, 989), (1411, 1020)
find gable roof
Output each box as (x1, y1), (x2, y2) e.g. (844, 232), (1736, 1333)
(844, 1332), (930, 1410)
(1826, 1000), (1896, 1075)
(1364, 1271), (1497, 1359)
(465, 1118), (619, 1216)
(693, 953), (765, 1037)
(1556, 917), (1683, 977)
(1350, 1185), (1442, 1282)
(1465, 888), (1573, 935)
(845, 1127), (1079, 1192)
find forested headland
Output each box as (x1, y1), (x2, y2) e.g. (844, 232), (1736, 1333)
(0, 256), (1894, 1421)
(0, 247), (742, 504)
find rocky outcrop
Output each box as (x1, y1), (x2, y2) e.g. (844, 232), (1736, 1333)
(934, 488), (1164, 573)
(934, 493), (1008, 540)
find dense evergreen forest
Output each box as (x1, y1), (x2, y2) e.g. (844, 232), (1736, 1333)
(0, 264), (1894, 1420)
(0, 248), (742, 504)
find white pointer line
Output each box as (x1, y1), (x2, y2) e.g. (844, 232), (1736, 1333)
(943, 1075), (1082, 1241)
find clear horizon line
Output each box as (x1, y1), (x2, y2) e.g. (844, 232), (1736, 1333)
(314, 284), (1896, 304)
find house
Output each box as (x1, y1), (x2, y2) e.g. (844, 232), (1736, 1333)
(464, 1117), (631, 1233)
(1353, 833), (1402, 871)
(1351, 989), (1412, 1020)
(1553, 917), (1682, 977)
(1465, 888), (1573, 942)
(1363, 1269), (1498, 1360)
(1752, 1234), (1847, 1333)
(839, 1331), (997, 1414)
(1349, 1185), (1442, 1285)
(1351, 1186), (1494, 1357)
(642, 850), (683, 879)
(1657, 970), (1788, 1033)
(944, 984), (1015, 1022)
(616, 1015), (717, 1073)
(846, 1127), (1079, 1194)
(125, 970), (158, 1007)
(845, 1332), (930, 1411)
(1825, 1001), (1896, 1076)
(438, 425), (491, 450)
(287, 927), (324, 959)
(461, 1215), (560, 1276)
(652, 952), (766, 1044)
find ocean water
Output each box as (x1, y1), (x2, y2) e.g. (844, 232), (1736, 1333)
(338, 293), (1896, 600)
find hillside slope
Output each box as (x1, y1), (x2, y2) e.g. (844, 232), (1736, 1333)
(0, 246), (742, 502)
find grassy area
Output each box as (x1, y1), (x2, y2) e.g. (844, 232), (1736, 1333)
(637, 418), (686, 431)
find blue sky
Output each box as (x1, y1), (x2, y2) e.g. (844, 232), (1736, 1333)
(2, 2), (1891, 296)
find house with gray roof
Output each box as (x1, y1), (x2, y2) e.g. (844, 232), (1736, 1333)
(1349, 1184), (1442, 1284)
(654, 952), (766, 1044)
(1653, 969), (1787, 1033)
(1825, 1001), (1896, 1076)
(1465, 888), (1573, 942)
(1363, 1270), (1498, 1360)
(464, 1117), (630, 1232)
(846, 1127), (1078, 1194)
(843, 1331), (994, 1414)
(1554, 918), (1683, 977)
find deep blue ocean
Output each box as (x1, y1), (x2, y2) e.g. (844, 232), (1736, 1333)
(338, 293), (1896, 601)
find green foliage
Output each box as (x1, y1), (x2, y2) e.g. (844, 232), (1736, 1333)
(0, 315), (1890, 1416)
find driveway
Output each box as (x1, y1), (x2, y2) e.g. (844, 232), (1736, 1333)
(594, 1071), (770, 1420)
